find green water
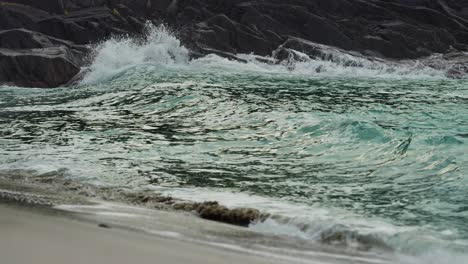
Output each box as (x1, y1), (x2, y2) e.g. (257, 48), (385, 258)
(1, 26), (467, 262)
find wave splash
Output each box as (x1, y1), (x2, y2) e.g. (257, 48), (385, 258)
(270, 46), (446, 78)
(80, 23), (460, 85)
(250, 214), (468, 264)
(82, 23), (190, 84)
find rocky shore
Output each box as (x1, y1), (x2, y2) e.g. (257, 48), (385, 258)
(1, 0), (468, 87)
(0, 168), (398, 253)
(0, 169), (266, 227)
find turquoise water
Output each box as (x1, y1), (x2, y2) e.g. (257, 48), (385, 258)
(1, 26), (467, 262)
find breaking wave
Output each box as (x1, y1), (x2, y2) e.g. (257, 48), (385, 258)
(251, 213), (468, 251)
(81, 23), (456, 85)
(153, 184), (468, 263)
(82, 23), (190, 84)
(4, 22), (467, 264)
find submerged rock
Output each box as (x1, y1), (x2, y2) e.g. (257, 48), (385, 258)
(173, 201), (267, 227)
(319, 224), (393, 252)
(441, 51), (468, 78)
(0, 169), (268, 228)
(128, 193), (174, 204)
(420, 50), (468, 78)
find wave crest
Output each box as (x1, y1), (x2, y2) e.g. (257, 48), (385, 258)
(82, 23), (189, 84)
(78, 23), (468, 84)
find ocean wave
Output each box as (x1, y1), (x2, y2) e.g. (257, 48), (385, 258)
(80, 23), (456, 85)
(250, 211), (468, 264)
(3, 21), (468, 264)
(81, 23), (190, 84)
(2, 166), (468, 263)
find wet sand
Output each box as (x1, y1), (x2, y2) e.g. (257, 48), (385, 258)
(0, 204), (280, 264)
(0, 171), (395, 264)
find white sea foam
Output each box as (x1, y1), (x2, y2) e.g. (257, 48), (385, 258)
(82, 23), (190, 84)
(154, 187), (411, 234)
(80, 23), (454, 85)
(154, 185), (468, 263)
(9, 22), (465, 263)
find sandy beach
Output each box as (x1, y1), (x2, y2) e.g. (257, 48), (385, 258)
(0, 204), (279, 264)
(0, 170), (402, 264)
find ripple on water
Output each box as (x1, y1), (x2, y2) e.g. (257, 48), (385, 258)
(0, 55), (467, 261)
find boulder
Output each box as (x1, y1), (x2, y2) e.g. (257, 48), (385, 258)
(0, 2), (144, 88)
(0, 47), (81, 88)
(2, 0), (107, 13)
(0, 3), (145, 45)
(0, 29), (86, 88)
(0, 28), (87, 51)
(166, 0), (468, 60)
(0, 3), (50, 30)
(173, 201), (267, 227)
(424, 51), (468, 78)
(274, 37), (375, 66)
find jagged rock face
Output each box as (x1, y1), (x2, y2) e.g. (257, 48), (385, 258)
(0, 3), (145, 45)
(0, 47), (81, 88)
(2, 0), (468, 58)
(0, 29), (86, 87)
(0, 1), (147, 88)
(0, 0), (468, 87)
(169, 0), (468, 59)
(2, 0), (107, 13)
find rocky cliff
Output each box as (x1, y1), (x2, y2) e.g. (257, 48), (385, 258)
(1, 0), (468, 87)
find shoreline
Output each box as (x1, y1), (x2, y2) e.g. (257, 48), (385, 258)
(0, 198), (395, 264)
(0, 203), (277, 264)
(0, 169), (396, 264)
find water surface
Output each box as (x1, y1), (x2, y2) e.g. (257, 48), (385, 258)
(1, 25), (467, 263)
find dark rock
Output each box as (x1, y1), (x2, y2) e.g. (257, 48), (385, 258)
(0, 2), (145, 87)
(4, 0), (107, 13)
(98, 223), (111, 228)
(2, 0), (468, 87)
(425, 51), (468, 78)
(190, 201), (265, 227)
(0, 47), (81, 88)
(273, 37), (379, 71)
(161, 0), (465, 60)
(319, 224), (393, 252)
(197, 47), (248, 63)
(0, 28), (89, 60)
(446, 64), (468, 78)
(143, 195), (173, 204)
(2, 0), (468, 60)
(0, 3), (50, 30)
(36, 6), (143, 45)
(173, 201), (267, 227)
(190, 13), (278, 56)
(0, 3), (144, 45)
(1, 0), (64, 14)
(0, 28), (88, 88)
(124, 192), (175, 205)
(0, 28), (69, 49)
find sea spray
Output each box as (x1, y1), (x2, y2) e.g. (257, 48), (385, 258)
(82, 23), (190, 84)
(2, 21), (468, 264)
(80, 23), (454, 85)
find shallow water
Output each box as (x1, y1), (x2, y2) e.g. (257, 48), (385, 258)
(1, 25), (467, 263)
